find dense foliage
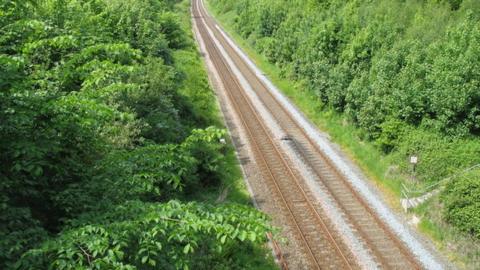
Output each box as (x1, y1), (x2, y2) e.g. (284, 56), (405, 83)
(210, 0), (480, 237)
(17, 201), (271, 269)
(0, 0), (274, 268)
(443, 172), (480, 238)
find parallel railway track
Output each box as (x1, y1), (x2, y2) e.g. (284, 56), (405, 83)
(193, 0), (423, 268)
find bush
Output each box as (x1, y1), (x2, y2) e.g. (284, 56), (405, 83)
(210, 0), (480, 137)
(393, 128), (480, 184)
(16, 200), (273, 270)
(56, 127), (227, 215)
(443, 172), (480, 237)
(1, 0), (274, 268)
(375, 118), (407, 153)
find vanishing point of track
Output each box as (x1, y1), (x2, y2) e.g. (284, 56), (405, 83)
(193, 0), (422, 269)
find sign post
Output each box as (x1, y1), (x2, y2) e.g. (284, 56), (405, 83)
(410, 155), (418, 182)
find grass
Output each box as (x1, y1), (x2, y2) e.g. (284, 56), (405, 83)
(414, 197), (480, 268)
(205, 0), (480, 268)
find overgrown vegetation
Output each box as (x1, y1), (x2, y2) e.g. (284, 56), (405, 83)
(0, 0), (276, 269)
(209, 0), (480, 265)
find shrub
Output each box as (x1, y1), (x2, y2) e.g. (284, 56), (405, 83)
(210, 0), (480, 138)
(393, 127), (480, 184)
(443, 171), (480, 238)
(16, 200), (273, 270)
(1, 0), (274, 268)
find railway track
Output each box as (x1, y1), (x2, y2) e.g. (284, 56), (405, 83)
(193, 2), (355, 269)
(193, 0), (424, 269)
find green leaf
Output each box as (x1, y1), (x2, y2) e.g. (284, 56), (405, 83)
(239, 231), (247, 241)
(183, 243), (191, 254)
(219, 234), (227, 244)
(248, 232), (256, 242)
